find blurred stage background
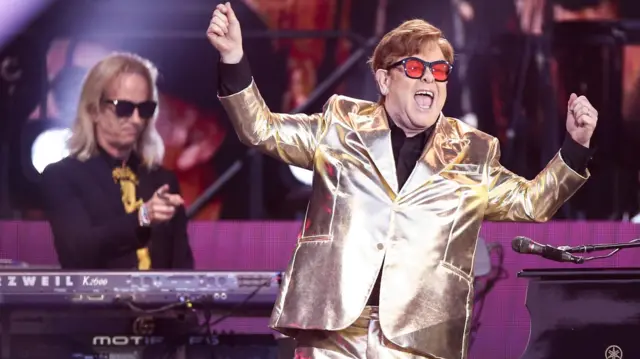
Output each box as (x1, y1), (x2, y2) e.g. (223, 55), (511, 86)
(1, 0), (640, 358)
(2, 0), (640, 222)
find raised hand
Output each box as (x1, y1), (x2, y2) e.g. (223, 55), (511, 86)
(566, 93), (598, 148)
(207, 2), (243, 64)
(141, 184), (185, 225)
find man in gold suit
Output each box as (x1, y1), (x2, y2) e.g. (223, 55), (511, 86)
(207, 3), (597, 358)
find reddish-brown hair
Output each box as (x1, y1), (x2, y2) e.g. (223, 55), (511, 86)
(369, 19), (454, 73)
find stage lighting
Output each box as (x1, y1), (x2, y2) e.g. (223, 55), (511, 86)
(14, 120), (68, 184)
(289, 165), (312, 186)
(31, 127), (71, 173)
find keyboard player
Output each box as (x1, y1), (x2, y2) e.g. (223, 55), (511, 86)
(40, 52), (194, 270)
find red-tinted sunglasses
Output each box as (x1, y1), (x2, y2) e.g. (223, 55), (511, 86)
(102, 99), (157, 120)
(387, 57), (453, 82)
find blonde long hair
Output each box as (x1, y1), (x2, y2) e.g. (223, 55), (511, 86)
(67, 52), (164, 169)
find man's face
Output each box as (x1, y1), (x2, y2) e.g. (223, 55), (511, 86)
(376, 43), (450, 136)
(94, 73), (152, 151)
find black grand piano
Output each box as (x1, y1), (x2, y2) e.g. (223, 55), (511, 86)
(515, 16), (640, 358)
(518, 268), (640, 359)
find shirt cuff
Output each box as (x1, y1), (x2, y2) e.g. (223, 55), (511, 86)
(560, 133), (595, 175)
(218, 55), (253, 96)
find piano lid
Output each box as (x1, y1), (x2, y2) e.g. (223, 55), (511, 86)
(519, 267), (640, 359)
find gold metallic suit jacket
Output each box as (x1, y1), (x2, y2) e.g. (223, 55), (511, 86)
(219, 80), (588, 359)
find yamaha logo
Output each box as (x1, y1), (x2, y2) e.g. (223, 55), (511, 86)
(605, 345), (622, 359)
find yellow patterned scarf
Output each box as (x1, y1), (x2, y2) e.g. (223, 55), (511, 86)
(112, 165), (151, 270)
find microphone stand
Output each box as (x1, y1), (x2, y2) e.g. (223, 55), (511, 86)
(185, 148), (258, 219)
(557, 238), (640, 263)
(559, 241), (640, 254)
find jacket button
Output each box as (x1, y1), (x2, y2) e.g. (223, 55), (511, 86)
(377, 243), (384, 250)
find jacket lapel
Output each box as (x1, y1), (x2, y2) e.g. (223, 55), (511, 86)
(83, 156), (129, 214)
(399, 115), (469, 196)
(349, 106), (399, 194)
(349, 108), (468, 197)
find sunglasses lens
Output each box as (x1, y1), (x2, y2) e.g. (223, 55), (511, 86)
(110, 100), (157, 119)
(404, 59), (426, 79)
(114, 101), (135, 118)
(431, 62), (451, 82)
(138, 102), (157, 119)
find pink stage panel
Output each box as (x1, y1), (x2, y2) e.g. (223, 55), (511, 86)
(0, 220), (638, 359)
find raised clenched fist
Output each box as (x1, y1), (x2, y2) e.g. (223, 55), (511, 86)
(566, 93), (598, 148)
(206, 2), (243, 64)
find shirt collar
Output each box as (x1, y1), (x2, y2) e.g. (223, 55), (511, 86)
(97, 145), (140, 169)
(386, 110), (434, 147)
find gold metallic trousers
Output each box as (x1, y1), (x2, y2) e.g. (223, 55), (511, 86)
(294, 306), (427, 358)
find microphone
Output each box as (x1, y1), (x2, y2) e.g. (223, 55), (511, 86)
(511, 236), (584, 264)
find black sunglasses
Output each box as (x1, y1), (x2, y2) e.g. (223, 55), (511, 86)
(102, 99), (157, 120)
(387, 57), (453, 82)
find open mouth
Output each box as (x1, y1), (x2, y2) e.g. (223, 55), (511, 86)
(414, 90), (434, 110)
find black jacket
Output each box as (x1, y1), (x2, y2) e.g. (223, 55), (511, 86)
(40, 153), (194, 269)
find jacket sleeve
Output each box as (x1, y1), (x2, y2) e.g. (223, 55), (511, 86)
(484, 138), (589, 222)
(41, 162), (147, 268)
(218, 78), (336, 170)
